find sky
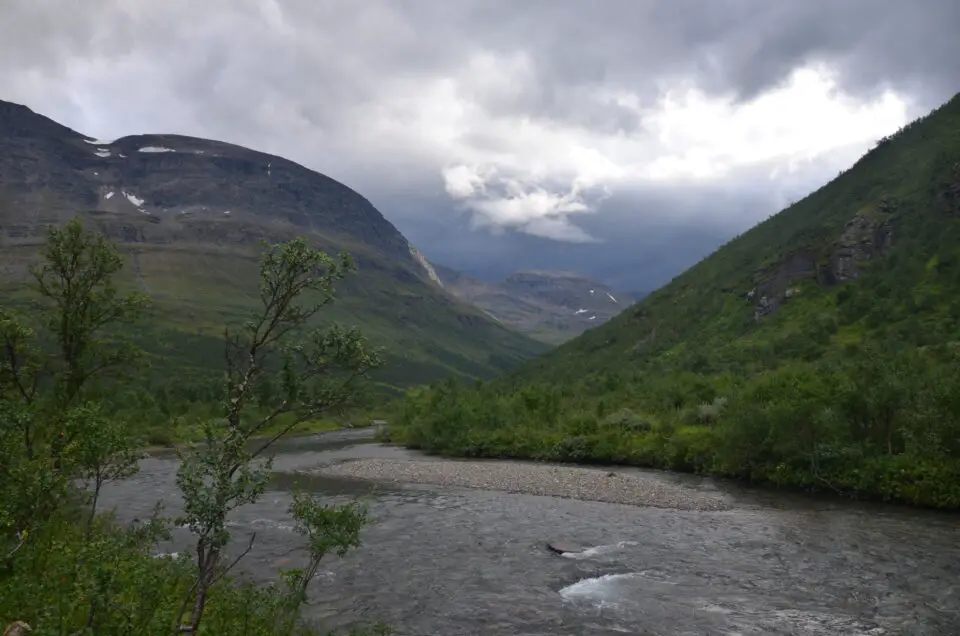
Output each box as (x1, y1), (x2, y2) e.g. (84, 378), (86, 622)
(2, 0), (958, 291)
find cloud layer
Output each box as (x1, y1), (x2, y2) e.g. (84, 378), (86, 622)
(2, 0), (958, 288)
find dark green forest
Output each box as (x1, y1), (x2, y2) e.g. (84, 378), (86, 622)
(387, 93), (960, 510)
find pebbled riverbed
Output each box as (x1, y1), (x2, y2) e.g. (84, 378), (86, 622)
(99, 429), (960, 635)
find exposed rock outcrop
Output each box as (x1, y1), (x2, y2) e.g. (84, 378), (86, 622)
(828, 201), (895, 283)
(750, 251), (819, 319)
(749, 201), (895, 319)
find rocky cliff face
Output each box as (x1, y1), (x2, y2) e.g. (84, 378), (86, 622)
(746, 199), (897, 320)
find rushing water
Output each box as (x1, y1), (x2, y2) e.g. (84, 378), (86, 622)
(98, 430), (960, 635)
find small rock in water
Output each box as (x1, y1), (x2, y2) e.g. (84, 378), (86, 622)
(546, 541), (583, 555)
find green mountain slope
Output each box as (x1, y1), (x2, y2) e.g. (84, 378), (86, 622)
(0, 100), (548, 392)
(392, 93), (960, 508)
(516, 95), (960, 380)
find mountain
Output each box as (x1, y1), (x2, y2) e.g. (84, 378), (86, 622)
(392, 93), (960, 508)
(514, 94), (960, 383)
(0, 99), (548, 390)
(432, 265), (642, 344)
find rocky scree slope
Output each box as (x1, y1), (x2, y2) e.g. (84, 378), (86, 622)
(432, 265), (641, 344)
(0, 99), (547, 389)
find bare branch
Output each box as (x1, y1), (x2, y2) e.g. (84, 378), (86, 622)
(210, 532), (257, 587)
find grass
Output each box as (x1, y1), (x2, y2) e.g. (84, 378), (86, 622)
(141, 418), (347, 450)
(1, 237), (548, 396)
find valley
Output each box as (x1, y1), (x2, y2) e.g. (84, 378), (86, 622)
(390, 92), (960, 510)
(3, 36), (959, 636)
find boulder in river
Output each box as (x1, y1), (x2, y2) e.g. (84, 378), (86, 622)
(547, 541), (584, 555)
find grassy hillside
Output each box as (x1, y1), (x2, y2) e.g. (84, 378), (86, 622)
(0, 99), (548, 399)
(389, 93), (960, 509)
(1, 234), (545, 392)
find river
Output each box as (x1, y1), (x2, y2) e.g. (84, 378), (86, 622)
(98, 429), (960, 635)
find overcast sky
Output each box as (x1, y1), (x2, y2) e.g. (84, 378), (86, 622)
(2, 1), (958, 290)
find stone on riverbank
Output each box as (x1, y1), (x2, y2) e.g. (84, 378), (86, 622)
(313, 458), (729, 511)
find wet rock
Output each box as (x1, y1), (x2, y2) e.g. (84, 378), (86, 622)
(547, 541), (584, 555)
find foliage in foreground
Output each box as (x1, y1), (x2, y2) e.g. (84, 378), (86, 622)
(0, 219), (388, 634)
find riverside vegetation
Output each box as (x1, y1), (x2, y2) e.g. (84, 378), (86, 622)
(0, 219), (390, 634)
(389, 93), (960, 510)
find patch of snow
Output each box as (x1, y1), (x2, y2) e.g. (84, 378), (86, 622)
(223, 210), (231, 215)
(139, 146), (175, 153)
(83, 137), (114, 145)
(94, 148), (111, 158)
(574, 308), (588, 315)
(123, 191), (145, 208)
(589, 289), (595, 294)
(93, 171), (99, 176)
(606, 292), (618, 303)
(589, 315), (597, 320)
(104, 191), (114, 200)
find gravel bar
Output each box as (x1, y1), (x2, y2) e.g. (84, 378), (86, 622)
(315, 458), (730, 511)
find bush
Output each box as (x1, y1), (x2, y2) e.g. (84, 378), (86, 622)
(601, 408), (655, 433)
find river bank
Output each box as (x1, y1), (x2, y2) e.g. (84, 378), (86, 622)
(315, 457), (730, 510)
(142, 420), (357, 452)
(382, 422), (960, 510)
(97, 431), (960, 635)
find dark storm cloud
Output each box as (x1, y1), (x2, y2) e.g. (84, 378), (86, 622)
(3, 1), (955, 137)
(450, 0), (960, 110)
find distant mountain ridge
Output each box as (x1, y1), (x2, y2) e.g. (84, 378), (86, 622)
(0, 99), (548, 389)
(432, 264), (643, 344)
